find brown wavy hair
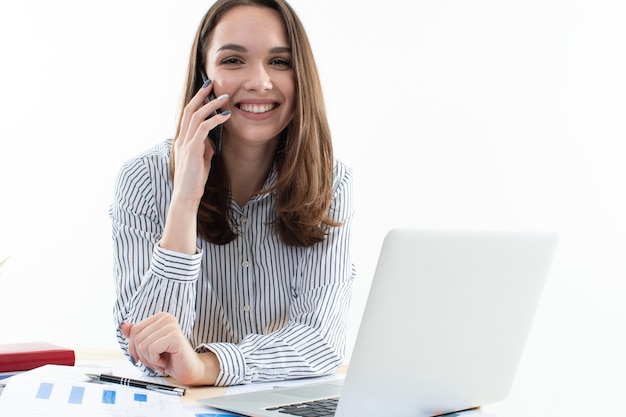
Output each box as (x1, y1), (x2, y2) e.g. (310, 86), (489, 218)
(170, 0), (338, 246)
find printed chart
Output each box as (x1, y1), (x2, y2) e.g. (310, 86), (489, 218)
(0, 377), (182, 416)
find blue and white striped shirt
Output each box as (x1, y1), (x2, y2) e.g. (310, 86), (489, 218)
(110, 139), (356, 386)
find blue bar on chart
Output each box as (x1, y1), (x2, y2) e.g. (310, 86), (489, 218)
(35, 382), (54, 399)
(134, 393), (148, 402)
(102, 389), (117, 404)
(68, 386), (85, 405)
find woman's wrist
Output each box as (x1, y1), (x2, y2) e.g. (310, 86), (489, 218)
(197, 351), (220, 386)
(161, 198), (200, 254)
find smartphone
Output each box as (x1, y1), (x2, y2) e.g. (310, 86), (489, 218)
(200, 71), (223, 155)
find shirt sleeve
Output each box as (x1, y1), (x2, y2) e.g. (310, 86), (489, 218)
(198, 162), (357, 386)
(110, 154), (201, 374)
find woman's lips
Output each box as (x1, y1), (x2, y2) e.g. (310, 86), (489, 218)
(237, 103), (278, 114)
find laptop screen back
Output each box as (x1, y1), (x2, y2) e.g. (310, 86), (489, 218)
(336, 229), (558, 417)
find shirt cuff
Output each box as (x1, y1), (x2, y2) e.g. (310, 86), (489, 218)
(199, 342), (252, 386)
(152, 245), (203, 282)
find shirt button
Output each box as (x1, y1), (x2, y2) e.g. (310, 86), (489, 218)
(243, 305), (251, 312)
(242, 260), (249, 267)
(240, 216), (248, 224)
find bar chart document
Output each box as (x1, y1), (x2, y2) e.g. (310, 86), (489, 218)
(0, 365), (182, 417)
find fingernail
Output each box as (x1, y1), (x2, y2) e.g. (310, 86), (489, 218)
(221, 110), (232, 116)
(217, 93), (229, 100)
(202, 78), (212, 88)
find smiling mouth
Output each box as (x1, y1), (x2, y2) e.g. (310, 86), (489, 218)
(237, 103), (277, 114)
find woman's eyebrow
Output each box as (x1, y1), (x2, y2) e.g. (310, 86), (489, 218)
(217, 44), (292, 54)
(269, 46), (292, 54)
(217, 43), (247, 53)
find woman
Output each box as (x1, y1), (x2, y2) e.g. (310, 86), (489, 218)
(110, 0), (355, 387)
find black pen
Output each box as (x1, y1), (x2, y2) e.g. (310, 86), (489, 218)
(86, 373), (186, 396)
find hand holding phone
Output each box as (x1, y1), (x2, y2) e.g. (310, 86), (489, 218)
(200, 71), (223, 155)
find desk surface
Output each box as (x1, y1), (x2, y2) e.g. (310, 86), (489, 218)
(74, 347), (619, 417)
(75, 348), (228, 403)
(71, 348), (527, 416)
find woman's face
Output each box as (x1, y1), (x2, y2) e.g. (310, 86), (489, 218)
(206, 6), (295, 148)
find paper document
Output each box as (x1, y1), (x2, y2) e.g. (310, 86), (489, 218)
(0, 364), (182, 417)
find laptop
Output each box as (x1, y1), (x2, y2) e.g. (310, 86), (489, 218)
(199, 228), (558, 417)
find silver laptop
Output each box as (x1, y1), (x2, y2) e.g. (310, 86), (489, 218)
(199, 228), (558, 417)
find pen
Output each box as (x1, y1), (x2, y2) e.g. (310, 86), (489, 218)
(86, 373), (186, 396)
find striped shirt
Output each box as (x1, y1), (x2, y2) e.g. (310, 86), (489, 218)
(110, 139), (356, 386)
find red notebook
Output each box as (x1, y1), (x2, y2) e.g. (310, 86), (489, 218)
(0, 341), (75, 373)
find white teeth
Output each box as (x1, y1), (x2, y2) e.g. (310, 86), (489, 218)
(239, 103), (276, 114)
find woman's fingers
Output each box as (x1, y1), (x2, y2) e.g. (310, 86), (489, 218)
(179, 83), (229, 147)
(178, 79), (214, 140)
(174, 91), (230, 176)
(129, 314), (167, 369)
(122, 314), (213, 383)
(124, 313), (184, 374)
(120, 322), (132, 338)
(187, 94), (231, 148)
(170, 92), (231, 203)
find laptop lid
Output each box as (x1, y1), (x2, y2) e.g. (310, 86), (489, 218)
(199, 229), (558, 417)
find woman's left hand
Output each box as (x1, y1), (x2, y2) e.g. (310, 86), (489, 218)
(120, 312), (220, 386)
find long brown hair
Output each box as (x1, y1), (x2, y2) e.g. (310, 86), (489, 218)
(171, 0), (338, 246)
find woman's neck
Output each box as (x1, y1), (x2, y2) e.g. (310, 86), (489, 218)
(222, 139), (278, 207)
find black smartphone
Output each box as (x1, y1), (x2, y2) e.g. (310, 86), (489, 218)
(200, 71), (223, 155)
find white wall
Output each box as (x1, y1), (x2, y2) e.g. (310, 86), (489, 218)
(1, 1), (625, 414)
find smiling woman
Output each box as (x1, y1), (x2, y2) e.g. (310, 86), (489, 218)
(109, 0), (355, 387)
(207, 9), (295, 142)
(1, 0), (626, 413)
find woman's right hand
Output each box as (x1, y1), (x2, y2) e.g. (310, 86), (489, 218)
(172, 80), (231, 206)
(160, 81), (231, 254)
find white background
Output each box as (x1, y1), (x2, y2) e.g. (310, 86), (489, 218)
(1, 1), (624, 415)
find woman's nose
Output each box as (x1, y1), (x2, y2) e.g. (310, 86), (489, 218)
(244, 64), (273, 92)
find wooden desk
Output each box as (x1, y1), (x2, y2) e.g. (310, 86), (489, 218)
(72, 346), (621, 417)
(74, 348), (227, 403)
(75, 348), (348, 404)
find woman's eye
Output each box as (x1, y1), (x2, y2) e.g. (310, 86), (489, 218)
(271, 58), (292, 68)
(222, 57), (243, 65)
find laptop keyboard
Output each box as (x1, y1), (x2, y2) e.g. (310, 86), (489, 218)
(266, 397), (339, 416)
